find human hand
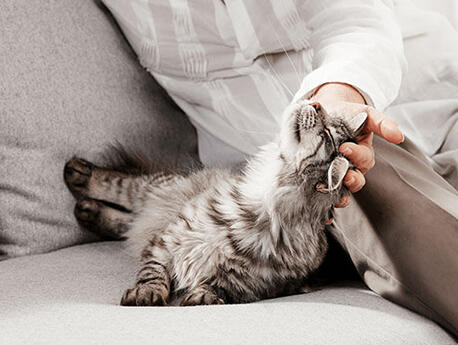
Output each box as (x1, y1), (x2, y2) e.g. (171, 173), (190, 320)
(311, 83), (404, 209)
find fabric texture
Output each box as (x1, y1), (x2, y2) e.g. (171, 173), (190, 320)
(0, 241), (455, 345)
(330, 5), (458, 334)
(387, 2), (458, 188)
(0, 0), (199, 260)
(101, 0), (405, 167)
(332, 136), (458, 337)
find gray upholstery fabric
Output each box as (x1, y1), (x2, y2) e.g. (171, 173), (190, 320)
(0, 242), (454, 345)
(0, 0), (198, 259)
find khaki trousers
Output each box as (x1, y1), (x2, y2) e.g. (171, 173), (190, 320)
(332, 136), (458, 336)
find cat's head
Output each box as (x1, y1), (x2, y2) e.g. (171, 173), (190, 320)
(279, 100), (367, 194)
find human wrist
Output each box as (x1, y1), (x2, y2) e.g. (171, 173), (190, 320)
(311, 82), (366, 105)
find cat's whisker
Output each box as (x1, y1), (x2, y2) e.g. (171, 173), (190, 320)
(263, 53), (295, 98)
(270, 20), (302, 86)
(217, 107), (277, 135)
(221, 125), (274, 135)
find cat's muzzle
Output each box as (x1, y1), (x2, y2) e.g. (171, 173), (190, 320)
(295, 103), (322, 131)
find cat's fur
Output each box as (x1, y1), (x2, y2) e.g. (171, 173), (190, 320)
(64, 100), (366, 306)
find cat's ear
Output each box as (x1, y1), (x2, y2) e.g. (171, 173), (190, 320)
(348, 112), (368, 137)
(327, 156), (349, 191)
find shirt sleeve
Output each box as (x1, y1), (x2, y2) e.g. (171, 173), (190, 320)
(293, 0), (406, 110)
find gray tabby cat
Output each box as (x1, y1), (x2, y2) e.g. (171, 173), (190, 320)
(64, 100), (366, 306)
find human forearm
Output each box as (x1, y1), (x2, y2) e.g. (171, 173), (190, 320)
(312, 83), (366, 105)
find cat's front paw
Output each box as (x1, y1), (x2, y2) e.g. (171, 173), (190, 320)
(64, 157), (93, 193)
(74, 198), (100, 229)
(180, 288), (224, 306)
(120, 285), (168, 307)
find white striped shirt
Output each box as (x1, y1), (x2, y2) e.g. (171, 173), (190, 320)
(102, 0), (405, 167)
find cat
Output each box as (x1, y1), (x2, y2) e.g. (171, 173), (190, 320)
(63, 100), (366, 306)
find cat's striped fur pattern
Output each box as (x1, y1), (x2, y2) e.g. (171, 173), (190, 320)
(64, 100), (366, 306)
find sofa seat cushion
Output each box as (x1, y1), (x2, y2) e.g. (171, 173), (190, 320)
(0, 242), (454, 345)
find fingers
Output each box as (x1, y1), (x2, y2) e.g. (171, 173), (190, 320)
(363, 106), (404, 144)
(316, 100), (404, 144)
(343, 169), (365, 193)
(339, 133), (375, 174)
(335, 195), (350, 208)
(324, 218), (334, 225)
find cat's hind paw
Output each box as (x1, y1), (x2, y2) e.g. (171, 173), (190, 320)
(64, 157), (93, 193)
(74, 198), (100, 228)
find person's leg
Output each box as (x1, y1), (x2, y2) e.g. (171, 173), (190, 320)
(331, 136), (458, 336)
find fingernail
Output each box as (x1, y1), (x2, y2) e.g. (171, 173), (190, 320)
(340, 146), (352, 155)
(345, 176), (354, 185)
(381, 119), (403, 143)
(381, 119), (398, 133)
(335, 197), (350, 208)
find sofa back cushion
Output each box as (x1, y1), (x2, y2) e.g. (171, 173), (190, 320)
(0, 0), (198, 259)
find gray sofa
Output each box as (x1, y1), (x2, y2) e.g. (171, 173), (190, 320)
(0, 1), (455, 344)
(1, 242), (455, 345)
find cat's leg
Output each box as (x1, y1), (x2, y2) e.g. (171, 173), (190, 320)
(64, 157), (174, 212)
(74, 198), (133, 239)
(121, 251), (171, 306)
(180, 285), (225, 306)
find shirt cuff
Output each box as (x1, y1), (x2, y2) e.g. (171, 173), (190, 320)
(292, 60), (392, 110)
